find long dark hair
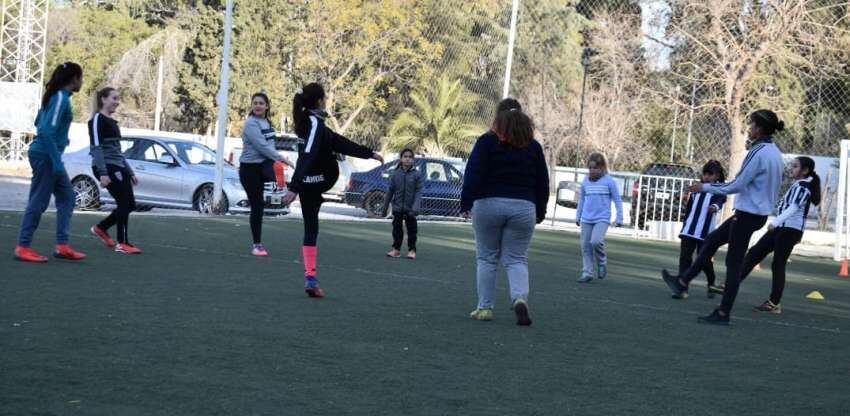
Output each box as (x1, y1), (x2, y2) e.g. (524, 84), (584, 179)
(796, 156), (822, 206)
(249, 92), (271, 121)
(42, 62), (82, 108)
(749, 109), (785, 136)
(492, 108), (534, 149)
(702, 159), (726, 183)
(93, 87), (117, 114)
(396, 148), (414, 169)
(292, 83), (325, 138)
(497, 98), (522, 113)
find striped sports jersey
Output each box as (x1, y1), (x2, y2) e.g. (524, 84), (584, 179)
(771, 178), (814, 232)
(680, 189), (727, 240)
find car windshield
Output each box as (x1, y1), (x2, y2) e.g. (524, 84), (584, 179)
(166, 141), (218, 165)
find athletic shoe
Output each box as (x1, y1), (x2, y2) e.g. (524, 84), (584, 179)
(251, 243), (269, 257)
(697, 309), (730, 326)
(708, 284), (725, 295)
(304, 276), (325, 298)
(115, 243), (142, 254)
(513, 299), (532, 326)
(53, 244), (86, 260)
(386, 249), (401, 258)
(597, 263), (607, 279)
(90, 225), (115, 248)
(14, 246), (48, 263)
(754, 300), (781, 314)
(662, 269), (688, 299)
(469, 308), (493, 321)
(407, 250), (416, 260)
(576, 275), (593, 283)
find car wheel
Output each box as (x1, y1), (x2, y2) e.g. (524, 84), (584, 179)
(363, 191), (385, 218)
(195, 184), (229, 215)
(72, 176), (100, 211)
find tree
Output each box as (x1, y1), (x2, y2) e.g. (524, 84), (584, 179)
(386, 76), (482, 157)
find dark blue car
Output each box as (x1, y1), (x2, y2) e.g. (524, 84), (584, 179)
(344, 158), (464, 217)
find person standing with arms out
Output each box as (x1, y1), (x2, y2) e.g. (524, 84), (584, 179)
(88, 87), (142, 254)
(382, 149), (423, 260)
(675, 160), (727, 298)
(662, 109), (785, 325)
(575, 153), (623, 283)
(238, 92), (295, 257)
(14, 62), (86, 263)
(738, 156), (821, 314)
(281, 83), (383, 297)
(462, 98), (549, 326)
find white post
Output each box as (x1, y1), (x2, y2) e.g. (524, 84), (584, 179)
(502, 0), (520, 99)
(835, 140), (848, 261)
(213, 0), (235, 210)
(670, 86), (680, 161)
(154, 55), (164, 131)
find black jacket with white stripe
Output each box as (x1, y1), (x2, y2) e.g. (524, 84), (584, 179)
(289, 110), (373, 194)
(771, 177), (814, 232)
(88, 113), (132, 176)
(680, 185), (727, 240)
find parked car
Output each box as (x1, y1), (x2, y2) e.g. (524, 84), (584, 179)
(344, 157), (464, 217)
(227, 133), (352, 201)
(64, 136), (288, 215)
(630, 162), (698, 230)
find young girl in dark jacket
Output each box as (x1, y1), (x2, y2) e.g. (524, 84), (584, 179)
(382, 148), (424, 259)
(282, 83), (384, 297)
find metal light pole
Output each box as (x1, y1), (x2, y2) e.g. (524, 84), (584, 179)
(502, 0), (520, 98)
(213, 0), (234, 211)
(574, 47), (592, 181)
(670, 85), (680, 162)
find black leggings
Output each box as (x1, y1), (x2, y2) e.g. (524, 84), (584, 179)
(681, 211), (767, 314)
(239, 163), (266, 244)
(95, 164), (136, 244)
(678, 236), (717, 286)
(301, 191), (323, 246)
(740, 227), (802, 305)
(392, 212), (418, 251)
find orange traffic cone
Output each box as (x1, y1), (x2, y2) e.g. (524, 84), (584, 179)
(839, 258), (849, 278)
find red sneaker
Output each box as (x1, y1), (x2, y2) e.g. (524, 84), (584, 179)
(14, 246), (48, 263)
(54, 244), (86, 260)
(90, 225), (115, 248)
(115, 243), (142, 254)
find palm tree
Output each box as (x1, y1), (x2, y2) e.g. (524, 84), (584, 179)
(387, 76), (483, 157)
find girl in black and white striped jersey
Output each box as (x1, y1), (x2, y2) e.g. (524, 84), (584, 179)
(737, 156), (821, 314)
(677, 160), (727, 298)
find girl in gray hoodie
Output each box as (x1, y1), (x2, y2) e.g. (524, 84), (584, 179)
(383, 149), (423, 259)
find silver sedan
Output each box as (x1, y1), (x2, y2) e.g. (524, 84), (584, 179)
(64, 136), (289, 215)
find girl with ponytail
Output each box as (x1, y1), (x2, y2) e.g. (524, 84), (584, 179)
(282, 82), (384, 297)
(14, 62), (86, 263)
(737, 156), (821, 314)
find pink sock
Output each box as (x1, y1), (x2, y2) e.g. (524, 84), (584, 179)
(302, 245), (317, 278)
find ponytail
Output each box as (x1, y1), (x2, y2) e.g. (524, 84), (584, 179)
(292, 83), (325, 138)
(42, 62), (83, 108)
(797, 156), (821, 206)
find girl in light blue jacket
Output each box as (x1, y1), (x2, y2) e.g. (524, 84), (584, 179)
(576, 153), (623, 283)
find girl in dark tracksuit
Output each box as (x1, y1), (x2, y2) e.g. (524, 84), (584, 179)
(382, 148), (424, 259)
(282, 83), (384, 297)
(676, 160), (727, 298)
(739, 156), (821, 314)
(88, 88), (141, 254)
(662, 109), (786, 325)
(15, 62), (86, 263)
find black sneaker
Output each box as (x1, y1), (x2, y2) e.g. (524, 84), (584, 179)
(661, 269), (688, 299)
(513, 299), (532, 326)
(697, 309), (730, 326)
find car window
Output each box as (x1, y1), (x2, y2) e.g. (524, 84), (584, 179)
(423, 162), (448, 182)
(644, 164), (695, 177)
(167, 142), (216, 165)
(120, 139), (135, 157)
(446, 165), (462, 182)
(138, 140), (172, 164)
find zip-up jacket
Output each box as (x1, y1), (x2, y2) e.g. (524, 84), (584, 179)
(381, 165), (424, 216)
(240, 115), (283, 164)
(29, 90), (73, 174)
(679, 183), (727, 240)
(771, 177), (814, 232)
(88, 113), (133, 176)
(289, 111), (374, 194)
(703, 138), (784, 216)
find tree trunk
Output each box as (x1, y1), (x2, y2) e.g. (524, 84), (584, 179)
(723, 111), (747, 220)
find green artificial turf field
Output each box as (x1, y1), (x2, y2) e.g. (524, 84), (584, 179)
(1, 211), (848, 415)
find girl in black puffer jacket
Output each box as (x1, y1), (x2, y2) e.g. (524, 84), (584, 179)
(282, 83), (384, 297)
(382, 149), (424, 259)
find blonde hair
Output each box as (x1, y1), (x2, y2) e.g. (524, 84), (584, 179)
(586, 153), (608, 173)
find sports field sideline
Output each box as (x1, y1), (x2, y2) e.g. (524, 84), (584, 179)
(1, 211), (848, 415)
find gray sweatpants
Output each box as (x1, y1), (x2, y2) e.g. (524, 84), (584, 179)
(581, 222), (609, 278)
(472, 197), (536, 309)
